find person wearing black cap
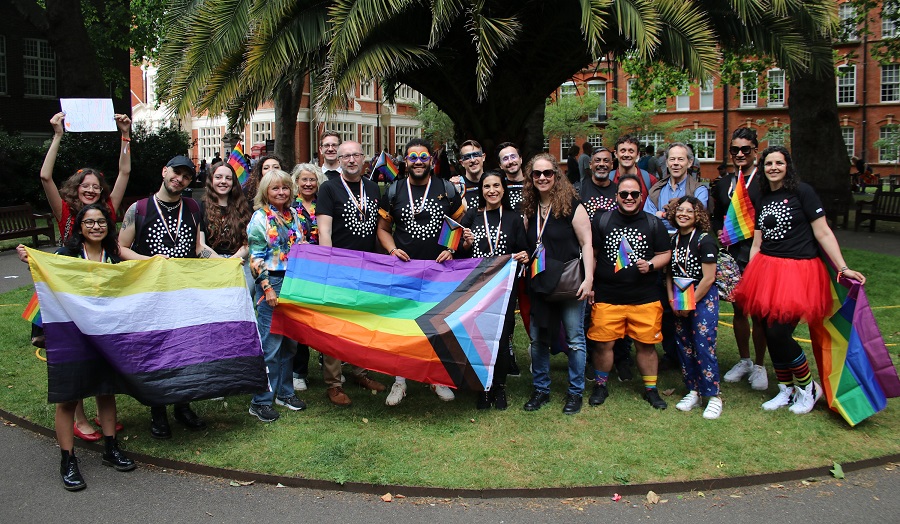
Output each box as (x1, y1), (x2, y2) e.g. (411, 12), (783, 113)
(118, 154), (208, 439)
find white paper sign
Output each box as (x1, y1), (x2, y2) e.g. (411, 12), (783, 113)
(59, 98), (117, 132)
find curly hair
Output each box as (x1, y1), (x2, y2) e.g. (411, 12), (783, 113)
(203, 161), (251, 250)
(65, 203), (120, 257)
(665, 196), (711, 233)
(521, 153), (575, 219)
(58, 168), (111, 212)
(758, 145), (800, 195)
(244, 154), (284, 201)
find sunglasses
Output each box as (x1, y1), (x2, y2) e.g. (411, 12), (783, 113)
(617, 190), (641, 200)
(729, 145), (754, 156)
(406, 152), (431, 163)
(460, 151), (484, 161)
(531, 169), (556, 179)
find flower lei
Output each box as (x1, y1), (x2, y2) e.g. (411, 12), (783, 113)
(264, 205), (298, 262)
(294, 198), (318, 245)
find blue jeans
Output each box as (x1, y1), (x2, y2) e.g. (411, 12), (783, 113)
(530, 299), (587, 396)
(252, 275), (297, 405)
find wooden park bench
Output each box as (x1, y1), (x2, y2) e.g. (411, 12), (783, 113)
(0, 204), (56, 246)
(856, 188), (900, 231)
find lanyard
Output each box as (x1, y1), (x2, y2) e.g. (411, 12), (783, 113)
(728, 167), (756, 197)
(81, 246), (106, 263)
(535, 204), (551, 245)
(673, 228), (696, 277)
(483, 207), (503, 256)
(406, 176), (432, 215)
(340, 175), (366, 221)
(153, 197), (183, 246)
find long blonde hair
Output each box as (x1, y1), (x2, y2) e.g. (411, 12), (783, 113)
(253, 169), (296, 210)
(521, 153), (575, 219)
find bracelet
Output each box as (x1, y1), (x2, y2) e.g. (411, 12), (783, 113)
(121, 137), (131, 142)
(839, 266), (849, 273)
(389, 248), (398, 255)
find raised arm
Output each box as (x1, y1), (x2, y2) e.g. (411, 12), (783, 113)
(108, 114), (132, 212)
(40, 112), (66, 222)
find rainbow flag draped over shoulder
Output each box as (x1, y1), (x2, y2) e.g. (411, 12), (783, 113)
(271, 245), (517, 391)
(22, 291), (41, 327)
(27, 248), (267, 405)
(372, 151), (399, 182)
(808, 257), (900, 426)
(720, 172), (755, 246)
(228, 140), (252, 187)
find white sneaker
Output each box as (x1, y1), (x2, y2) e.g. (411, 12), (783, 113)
(724, 360), (753, 382)
(749, 365), (769, 391)
(293, 377), (308, 391)
(703, 397), (724, 419)
(675, 391), (701, 412)
(385, 382), (406, 406)
(789, 381), (822, 414)
(431, 384), (455, 401)
(762, 384), (795, 411)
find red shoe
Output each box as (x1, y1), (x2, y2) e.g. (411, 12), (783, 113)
(73, 423), (101, 442)
(93, 417), (124, 433)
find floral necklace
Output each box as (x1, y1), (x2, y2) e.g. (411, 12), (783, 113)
(264, 204), (298, 262)
(294, 197), (318, 244)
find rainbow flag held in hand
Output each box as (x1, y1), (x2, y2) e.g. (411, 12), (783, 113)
(227, 140), (252, 187)
(438, 215), (464, 251)
(372, 151), (399, 182)
(720, 172), (755, 246)
(808, 256), (900, 426)
(272, 245), (517, 391)
(22, 291), (41, 327)
(530, 244), (546, 277)
(615, 236), (633, 272)
(671, 277), (696, 311)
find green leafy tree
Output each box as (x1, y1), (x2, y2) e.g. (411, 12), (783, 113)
(543, 91), (602, 143)
(412, 99), (456, 147)
(602, 102), (681, 149)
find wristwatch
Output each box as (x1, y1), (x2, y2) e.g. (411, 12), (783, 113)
(648, 261), (655, 271)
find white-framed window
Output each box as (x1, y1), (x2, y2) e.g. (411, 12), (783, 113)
(23, 38), (56, 97)
(879, 126), (900, 163)
(328, 121), (355, 143)
(587, 135), (603, 149)
(740, 72), (757, 108)
(560, 136), (575, 162)
(882, 64), (900, 102)
(543, 136), (550, 152)
(587, 80), (607, 122)
(252, 121), (273, 144)
(360, 124), (374, 157)
(0, 36), (6, 95)
(699, 78), (714, 110)
(396, 84), (420, 102)
(885, 2), (898, 38)
(839, 3), (858, 41)
(394, 126), (420, 149)
(560, 81), (577, 98)
(692, 130), (716, 160)
(638, 132), (665, 155)
(766, 128), (785, 147)
(626, 79), (636, 107)
(198, 127), (222, 161)
(841, 127), (855, 158)
(675, 86), (690, 111)
(836, 65), (856, 105)
(359, 80), (373, 99)
(767, 69), (785, 107)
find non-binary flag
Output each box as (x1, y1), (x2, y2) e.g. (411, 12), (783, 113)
(271, 244), (517, 391)
(228, 140), (252, 187)
(720, 172), (755, 246)
(615, 236), (633, 272)
(27, 249), (267, 405)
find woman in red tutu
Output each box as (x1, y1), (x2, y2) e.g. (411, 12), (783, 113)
(733, 146), (865, 414)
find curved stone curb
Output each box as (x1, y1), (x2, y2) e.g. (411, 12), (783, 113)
(4, 408), (898, 499)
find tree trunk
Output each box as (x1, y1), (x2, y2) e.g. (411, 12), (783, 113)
(273, 74), (304, 171)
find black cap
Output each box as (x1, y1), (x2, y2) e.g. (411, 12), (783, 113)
(166, 155), (196, 177)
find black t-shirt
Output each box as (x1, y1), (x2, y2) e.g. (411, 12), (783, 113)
(55, 246), (122, 264)
(317, 177), (382, 252)
(505, 179), (525, 214)
(132, 198), (199, 259)
(379, 177), (464, 260)
(669, 230), (718, 283)
(460, 207), (528, 258)
(754, 182), (826, 260)
(710, 169), (762, 231)
(578, 178), (618, 221)
(462, 176), (481, 210)
(525, 197), (583, 262)
(593, 210), (670, 305)
(199, 202), (241, 256)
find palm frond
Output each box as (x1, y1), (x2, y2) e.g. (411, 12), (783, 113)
(578, 0), (613, 58)
(466, 2), (520, 100)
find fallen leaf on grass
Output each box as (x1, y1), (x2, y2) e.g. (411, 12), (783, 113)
(382, 493), (393, 502)
(362, 418), (369, 424)
(662, 388), (676, 396)
(646, 491), (660, 504)
(831, 462), (845, 479)
(716, 461), (725, 468)
(469, 418), (475, 423)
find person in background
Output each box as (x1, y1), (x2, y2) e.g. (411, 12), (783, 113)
(244, 154), (283, 202)
(578, 142), (592, 180)
(566, 144), (581, 185)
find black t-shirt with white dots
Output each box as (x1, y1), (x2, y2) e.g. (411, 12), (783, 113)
(133, 198), (199, 259)
(462, 176), (481, 210)
(592, 210), (670, 305)
(380, 177), (464, 260)
(754, 182), (825, 260)
(460, 207), (528, 258)
(505, 180), (524, 214)
(317, 177), (382, 252)
(578, 178), (618, 221)
(670, 230), (718, 283)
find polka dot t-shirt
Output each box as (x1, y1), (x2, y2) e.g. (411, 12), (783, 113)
(754, 182), (825, 260)
(379, 177), (464, 260)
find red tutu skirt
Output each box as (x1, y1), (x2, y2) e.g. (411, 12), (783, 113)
(733, 253), (832, 324)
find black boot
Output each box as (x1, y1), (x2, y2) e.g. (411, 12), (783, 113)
(102, 436), (136, 472)
(476, 390), (493, 410)
(493, 385), (508, 411)
(60, 449), (86, 491)
(150, 405), (171, 439)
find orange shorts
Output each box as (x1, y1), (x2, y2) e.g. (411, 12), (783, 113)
(587, 302), (663, 345)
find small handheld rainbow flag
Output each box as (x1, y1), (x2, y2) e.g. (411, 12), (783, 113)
(438, 215), (464, 251)
(671, 277), (696, 311)
(227, 140), (252, 187)
(22, 291), (41, 327)
(530, 245), (546, 277)
(614, 237), (633, 272)
(372, 151), (399, 182)
(720, 172), (755, 246)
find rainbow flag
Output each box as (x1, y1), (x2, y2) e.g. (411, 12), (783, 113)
(808, 257), (900, 426)
(228, 140), (252, 187)
(26, 248), (267, 405)
(671, 277), (696, 311)
(271, 245), (517, 390)
(720, 172), (755, 246)
(615, 236), (633, 272)
(22, 291), (41, 327)
(438, 215), (464, 251)
(372, 151), (399, 182)
(530, 245), (546, 277)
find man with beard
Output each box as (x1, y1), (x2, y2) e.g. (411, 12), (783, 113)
(319, 131), (342, 181)
(578, 146), (618, 221)
(587, 175), (671, 409)
(316, 140), (388, 406)
(118, 155), (207, 439)
(455, 139), (485, 209)
(710, 127), (768, 391)
(611, 135), (657, 200)
(496, 142), (525, 213)
(377, 138), (465, 406)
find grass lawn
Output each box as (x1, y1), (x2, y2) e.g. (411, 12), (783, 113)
(0, 249), (898, 489)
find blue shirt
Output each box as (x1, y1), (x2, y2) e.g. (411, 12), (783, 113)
(643, 177), (709, 233)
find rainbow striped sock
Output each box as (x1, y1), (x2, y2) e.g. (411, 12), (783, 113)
(643, 375), (658, 390)
(773, 362), (793, 385)
(594, 371), (609, 386)
(788, 354), (812, 387)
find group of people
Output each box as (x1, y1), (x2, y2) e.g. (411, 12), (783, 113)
(21, 115), (865, 492)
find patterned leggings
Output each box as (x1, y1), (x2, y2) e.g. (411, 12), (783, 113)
(674, 286), (720, 397)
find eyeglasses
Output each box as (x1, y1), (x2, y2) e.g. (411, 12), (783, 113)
(729, 145), (754, 156)
(321, 143), (339, 150)
(82, 219), (108, 229)
(500, 153), (519, 163)
(675, 207), (696, 214)
(617, 190), (641, 200)
(339, 153), (364, 160)
(406, 152), (431, 163)
(79, 184), (101, 191)
(460, 151), (484, 162)
(531, 169), (556, 179)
